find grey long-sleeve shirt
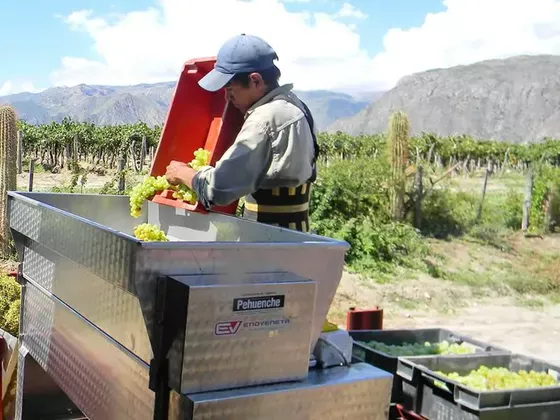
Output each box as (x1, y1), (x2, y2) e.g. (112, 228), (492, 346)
(192, 83), (316, 209)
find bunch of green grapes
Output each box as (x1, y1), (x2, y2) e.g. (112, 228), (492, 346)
(171, 148), (212, 205)
(359, 339), (475, 357)
(359, 341), (440, 356)
(189, 148), (211, 170)
(436, 340), (475, 355)
(435, 366), (558, 391)
(129, 175), (170, 218)
(133, 223), (169, 242)
(128, 149), (212, 216)
(172, 184), (197, 204)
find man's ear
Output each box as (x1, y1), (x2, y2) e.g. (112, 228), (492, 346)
(249, 72), (264, 88)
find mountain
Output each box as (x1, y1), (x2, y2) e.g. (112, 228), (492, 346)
(327, 55), (560, 143)
(0, 82), (376, 131)
(294, 90), (379, 130)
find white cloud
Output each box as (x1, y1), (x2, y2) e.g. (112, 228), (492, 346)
(51, 0), (560, 92)
(370, 0), (560, 89)
(51, 0), (373, 91)
(336, 3), (367, 20)
(0, 81), (43, 96)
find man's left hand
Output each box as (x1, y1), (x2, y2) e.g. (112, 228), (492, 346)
(165, 160), (196, 187)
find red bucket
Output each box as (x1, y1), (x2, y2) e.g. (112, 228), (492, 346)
(346, 306), (383, 331)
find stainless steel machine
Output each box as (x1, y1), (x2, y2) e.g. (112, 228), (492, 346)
(8, 191), (393, 420)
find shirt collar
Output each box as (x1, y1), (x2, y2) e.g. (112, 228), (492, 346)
(245, 83), (294, 118)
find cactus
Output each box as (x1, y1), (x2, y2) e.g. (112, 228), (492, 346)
(387, 110), (410, 221)
(0, 105), (18, 259)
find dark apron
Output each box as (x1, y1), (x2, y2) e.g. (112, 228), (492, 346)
(242, 99), (319, 233)
(242, 182), (312, 232)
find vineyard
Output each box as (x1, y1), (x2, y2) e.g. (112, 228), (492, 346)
(17, 119), (560, 171)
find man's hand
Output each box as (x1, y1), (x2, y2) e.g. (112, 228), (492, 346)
(165, 160), (197, 188)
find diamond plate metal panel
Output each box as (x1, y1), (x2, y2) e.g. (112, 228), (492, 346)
(169, 363), (393, 420)
(20, 282), (155, 420)
(9, 198), (42, 241)
(176, 278), (315, 394)
(8, 193), (137, 292)
(22, 241), (152, 362)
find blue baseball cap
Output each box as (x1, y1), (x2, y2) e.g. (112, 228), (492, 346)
(198, 34), (279, 92)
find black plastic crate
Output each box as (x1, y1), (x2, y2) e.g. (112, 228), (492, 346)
(350, 328), (509, 404)
(396, 353), (560, 420)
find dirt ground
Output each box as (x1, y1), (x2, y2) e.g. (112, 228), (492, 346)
(17, 169), (138, 191)
(329, 271), (560, 364)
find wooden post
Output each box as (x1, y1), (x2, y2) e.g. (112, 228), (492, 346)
(462, 154), (470, 178)
(130, 140), (139, 173)
(117, 157), (125, 194)
(140, 136), (147, 171)
(150, 146), (155, 162)
(544, 184), (557, 233)
(501, 147), (510, 175)
(414, 165), (423, 228)
(522, 167), (534, 233)
(28, 159), (35, 192)
(17, 130), (23, 174)
(476, 167), (491, 223)
(73, 135), (79, 162)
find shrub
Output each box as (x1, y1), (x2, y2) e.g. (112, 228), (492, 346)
(0, 274), (20, 337)
(503, 190), (524, 230)
(310, 157), (392, 228)
(419, 188), (478, 239)
(310, 158), (428, 274)
(530, 166), (560, 232)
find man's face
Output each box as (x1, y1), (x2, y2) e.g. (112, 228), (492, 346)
(225, 73), (267, 113)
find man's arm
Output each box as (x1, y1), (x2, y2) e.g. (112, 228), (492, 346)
(191, 118), (272, 208)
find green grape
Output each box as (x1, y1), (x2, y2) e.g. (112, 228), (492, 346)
(357, 339), (477, 357)
(129, 175), (170, 218)
(133, 223), (169, 242)
(172, 183), (197, 205)
(434, 366), (558, 391)
(128, 149), (212, 215)
(168, 148), (211, 205)
(189, 148), (211, 170)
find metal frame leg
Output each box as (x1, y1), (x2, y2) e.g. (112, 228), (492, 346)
(14, 345), (87, 420)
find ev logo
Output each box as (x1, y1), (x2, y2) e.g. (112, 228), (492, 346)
(215, 320), (242, 336)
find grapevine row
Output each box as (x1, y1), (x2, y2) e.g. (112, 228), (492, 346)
(17, 119), (560, 171)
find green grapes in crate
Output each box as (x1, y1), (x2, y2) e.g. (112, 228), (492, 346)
(359, 339), (475, 357)
(434, 366), (558, 391)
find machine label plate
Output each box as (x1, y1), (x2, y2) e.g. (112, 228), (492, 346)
(232, 294), (285, 312)
(214, 320), (243, 336)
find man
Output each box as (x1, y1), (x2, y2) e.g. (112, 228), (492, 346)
(165, 33), (319, 232)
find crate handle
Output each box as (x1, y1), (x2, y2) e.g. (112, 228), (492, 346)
(419, 370), (456, 395)
(396, 358), (416, 382)
(453, 384), (483, 411)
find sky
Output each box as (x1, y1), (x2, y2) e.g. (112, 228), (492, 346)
(1, 0), (560, 96)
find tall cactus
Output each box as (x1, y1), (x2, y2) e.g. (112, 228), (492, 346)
(387, 110), (410, 221)
(0, 105), (18, 259)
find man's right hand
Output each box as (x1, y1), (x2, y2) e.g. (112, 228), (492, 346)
(165, 160), (197, 188)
